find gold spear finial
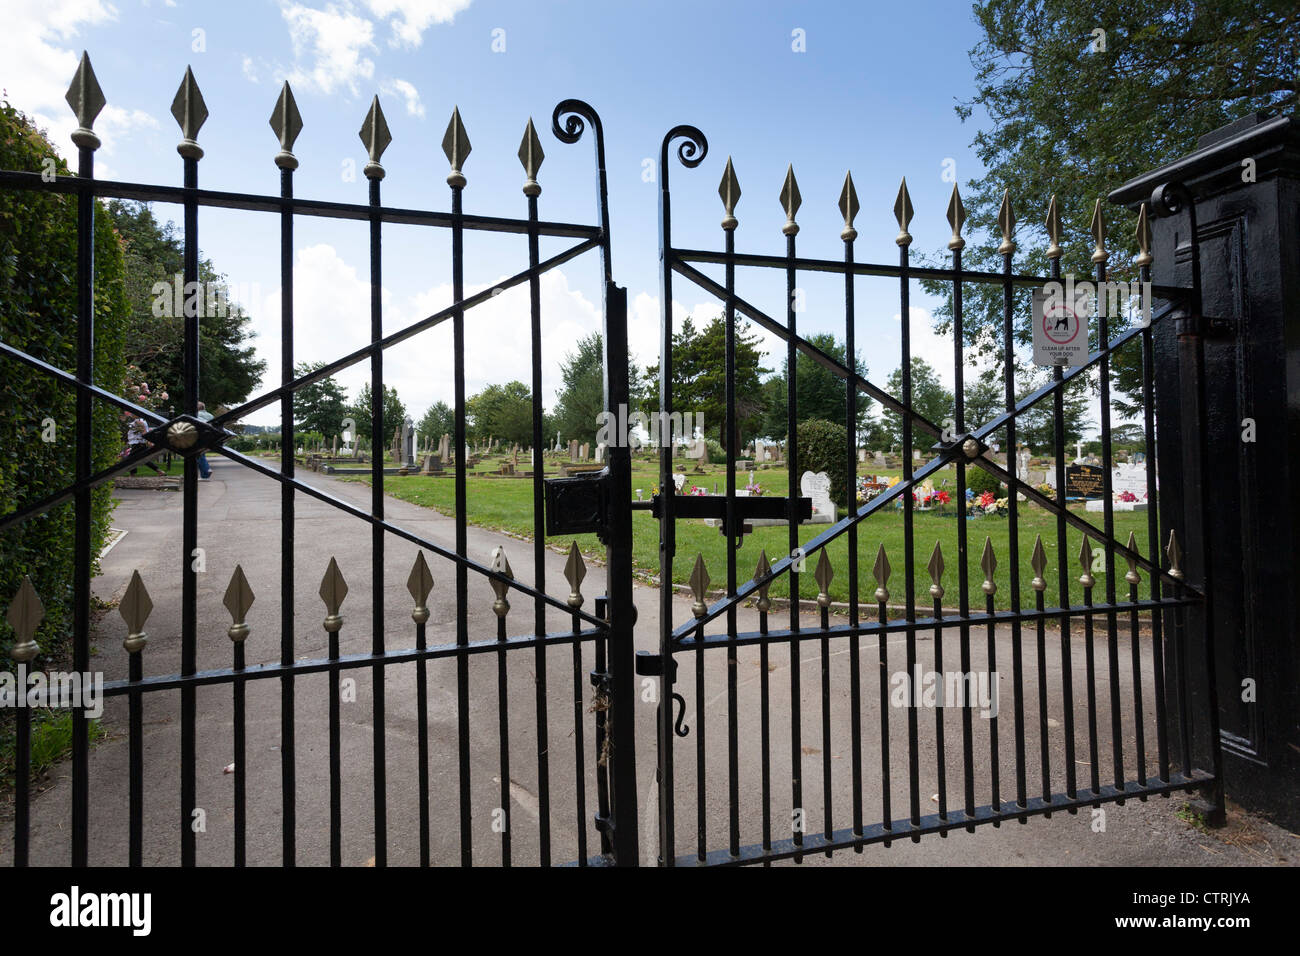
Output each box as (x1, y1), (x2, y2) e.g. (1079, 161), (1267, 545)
(753, 549), (772, 614)
(839, 170), (859, 242)
(1030, 535), (1048, 592)
(873, 543), (891, 604)
(997, 189), (1016, 255)
(719, 156), (741, 231)
(927, 541), (945, 600)
(1090, 198), (1108, 264)
(359, 95), (391, 180)
(269, 81), (303, 170)
(119, 570), (152, 655)
(1078, 535), (1095, 589)
(65, 51), (106, 151)
(223, 565), (255, 643)
(442, 105), (471, 188)
(489, 547), (513, 618)
(980, 536), (998, 595)
(779, 165), (801, 236)
(1166, 529), (1183, 580)
(1124, 531), (1142, 585)
(7, 576), (45, 663)
(1045, 195), (1063, 260)
(407, 551), (434, 623)
(814, 548), (833, 609)
(946, 184), (966, 251)
(518, 117), (544, 197)
(894, 177), (914, 247)
(1135, 202), (1153, 268)
(564, 542), (586, 609)
(319, 557), (348, 632)
(170, 65), (208, 160)
(689, 553), (710, 619)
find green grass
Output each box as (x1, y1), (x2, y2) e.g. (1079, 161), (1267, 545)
(0, 709), (105, 793)
(348, 455), (1158, 610)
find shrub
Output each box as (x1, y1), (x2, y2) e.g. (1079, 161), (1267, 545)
(703, 437), (725, 463)
(0, 100), (128, 666)
(964, 465), (1004, 498)
(795, 419), (850, 506)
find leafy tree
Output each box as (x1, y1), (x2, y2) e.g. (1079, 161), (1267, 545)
(760, 332), (871, 440)
(642, 315), (769, 453)
(882, 358), (954, 453)
(417, 400), (455, 446)
(796, 419), (851, 508)
(292, 361), (349, 439)
(553, 333), (606, 448)
(105, 200), (266, 410)
(924, 1), (1298, 412)
(466, 381), (533, 447)
(348, 382), (407, 445)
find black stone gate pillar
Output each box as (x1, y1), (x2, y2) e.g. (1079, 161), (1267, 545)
(1112, 113), (1300, 829)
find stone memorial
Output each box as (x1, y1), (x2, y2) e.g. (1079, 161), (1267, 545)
(801, 470), (836, 520)
(1065, 463), (1105, 499)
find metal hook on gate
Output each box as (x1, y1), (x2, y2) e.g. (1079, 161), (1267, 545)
(672, 692), (689, 737)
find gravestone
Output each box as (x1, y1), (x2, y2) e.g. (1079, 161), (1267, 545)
(672, 473), (687, 492)
(1016, 445), (1031, 480)
(403, 418), (416, 469)
(1111, 462), (1150, 498)
(873, 450), (886, 467)
(439, 433), (450, 463)
(1065, 463), (1105, 499)
(580, 443), (589, 461)
(594, 444), (605, 463)
(569, 439), (579, 461)
(801, 470), (835, 520)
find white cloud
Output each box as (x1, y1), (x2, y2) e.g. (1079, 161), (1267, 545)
(380, 77), (424, 118)
(629, 291), (729, 373)
(888, 305), (958, 389)
(363, 0), (472, 48)
(241, 55), (260, 83)
(281, 1), (377, 96)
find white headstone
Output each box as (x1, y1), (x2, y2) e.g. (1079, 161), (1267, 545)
(801, 470), (835, 518)
(672, 473), (687, 492)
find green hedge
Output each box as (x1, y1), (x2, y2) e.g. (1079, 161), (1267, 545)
(795, 418), (850, 507)
(0, 101), (128, 665)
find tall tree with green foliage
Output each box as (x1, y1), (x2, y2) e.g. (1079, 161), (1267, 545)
(643, 315), (769, 453)
(417, 401), (455, 446)
(348, 382), (406, 445)
(466, 381), (533, 447)
(926, 1), (1297, 409)
(292, 361), (349, 439)
(759, 332), (871, 441)
(106, 199), (266, 410)
(882, 358), (954, 453)
(553, 332), (648, 448)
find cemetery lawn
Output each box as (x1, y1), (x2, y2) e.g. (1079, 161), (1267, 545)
(345, 460), (1157, 610)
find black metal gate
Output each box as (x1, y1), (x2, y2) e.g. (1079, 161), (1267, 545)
(649, 123), (1224, 865)
(1, 54), (638, 866)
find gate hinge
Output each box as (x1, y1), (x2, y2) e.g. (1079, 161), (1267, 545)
(635, 650), (677, 682)
(544, 468), (612, 544)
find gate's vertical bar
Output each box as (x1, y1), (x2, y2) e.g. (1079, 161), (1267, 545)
(946, 187), (976, 832)
(1092, 202), (1126, 797)
(224, 566), (253, 867)
(490, 552), (514, 867)
(720, 158), (741, 860)
(68, 53), (102, 866)
(839, 173), (863, 850)
(8, 577), (42, 867)
(981, 539), (1000, 821)
(998, 192), (1027, 821)
(1136, 204), (1170, 785)
(363, 97), (389, 867)
(1079, 536), (1101, 801)
(1030, 538), (1051, 807)
(408, 552), (433, 866)
(320, 558), (346, 865)
(520, 118), (552, 866)
(1124, 531), (1146, 788)
(271, 79), (300, 867)
(1046, 197), (1077, 805)
(564, 546), (588, 865)
(174, 66), (204, 868)
(928, 545), (948, 833)
(895, 180), (921, 842)
(818, 552), (834, 854)
(126, 594), (145, 865)
(755, 553), (773, 861)
(445, 107), (473, 867)
(780, 166), (803, 861)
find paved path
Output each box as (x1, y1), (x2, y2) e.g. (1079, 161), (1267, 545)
(3, 453), (1292, 866)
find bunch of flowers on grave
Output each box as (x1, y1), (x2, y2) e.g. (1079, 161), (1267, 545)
(745, 476), (764, 496)
(1118, 490), (1138, 502)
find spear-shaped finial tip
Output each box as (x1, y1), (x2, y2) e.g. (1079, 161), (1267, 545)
(946, 184), (966, 251)
(319, 557), (348, 632)
(839, 170), (859, 242)
(66, 51), (106, 151)
(689, 553), (710, 619)
(927, 541), (945, 600)
(1135, 202), (1153, 268)
(171, 65), (208, 160)
(223, 565), (255, 643)
(518, 117), (544, 197)
(1124, 531), (1142, 586)
(997, 189), (1016, 255)
(359, 95), (392, 181)
(1166, 529), (1184, 581)
(872, 543), (891, 604)
(564, 541), (586, 609)
(269, 81), (303, 170)
(407, 551), (434, 623)
(779, 164), (801, 236)
(7, 575), (45, 662)
(753, 549), (772, 614)
(1078, 536), (1096, 589)
(1030, 535), (1048, 591)
(1045, 194), (1063, 260)
(443, 105), (471, 188)
(894, 177), (914, 247)
(719, 156), (741, 231)
(120, 569), (152, 654)
(814, 549), (833, 609)
(489, 547), (513, 618)
(980, 536), (998, 595)
(1090, 198), (1108, 264)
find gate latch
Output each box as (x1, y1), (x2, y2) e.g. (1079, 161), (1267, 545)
(650, 491), (812, 544)
(544, 468), (612, 543)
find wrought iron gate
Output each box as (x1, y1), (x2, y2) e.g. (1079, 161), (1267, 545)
(1, 54), (638, 866)
(649, 124), (1223, 865)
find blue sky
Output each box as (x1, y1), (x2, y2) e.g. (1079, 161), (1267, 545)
(3, 0), (1011, 431)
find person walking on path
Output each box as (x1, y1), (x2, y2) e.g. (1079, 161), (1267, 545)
(196, 401), (214, 481)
